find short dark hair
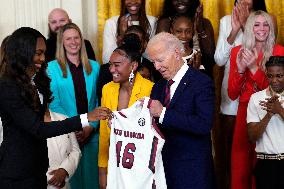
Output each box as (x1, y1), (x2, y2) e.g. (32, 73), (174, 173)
(265, 56), (284, 68)
(170, 15), (194, 30)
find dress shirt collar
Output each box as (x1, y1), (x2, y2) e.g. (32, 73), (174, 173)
(171, 63), (189, 84)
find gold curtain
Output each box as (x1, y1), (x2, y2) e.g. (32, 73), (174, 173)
(98, 0), (284, 62)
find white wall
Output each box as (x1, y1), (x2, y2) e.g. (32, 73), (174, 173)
(0, 0), (99, 57)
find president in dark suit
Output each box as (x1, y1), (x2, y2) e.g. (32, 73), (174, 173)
(146, 32), (216, 189)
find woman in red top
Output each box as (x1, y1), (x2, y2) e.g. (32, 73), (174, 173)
(228, 10), (284, 189)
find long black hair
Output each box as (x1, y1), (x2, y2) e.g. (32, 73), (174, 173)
(1, 27), (52, 115)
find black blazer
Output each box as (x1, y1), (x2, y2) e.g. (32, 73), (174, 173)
(0, 79), (82, 188)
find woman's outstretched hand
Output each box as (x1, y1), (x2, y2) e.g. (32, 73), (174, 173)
(87, 107), (112, 122)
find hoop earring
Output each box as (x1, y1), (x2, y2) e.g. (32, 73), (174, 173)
(129, 69), (134, 84)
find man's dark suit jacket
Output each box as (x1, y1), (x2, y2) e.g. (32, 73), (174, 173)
(151, 66), (216, 189)
(45, 36), (96, 63)
(0, 79), (82, 188)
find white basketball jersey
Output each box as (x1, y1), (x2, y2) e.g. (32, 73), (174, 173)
(107, 97), (167, 189)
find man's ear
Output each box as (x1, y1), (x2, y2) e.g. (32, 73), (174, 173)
(174, 47), (180, 60)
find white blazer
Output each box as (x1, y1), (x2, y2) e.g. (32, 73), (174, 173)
(46, 111), (81, 189)
(214, 15), (242, 115)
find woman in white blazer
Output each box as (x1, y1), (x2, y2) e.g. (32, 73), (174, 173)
(46, 111), (81, 189)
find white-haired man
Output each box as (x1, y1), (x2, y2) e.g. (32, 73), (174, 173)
(146, 32), (216, 189)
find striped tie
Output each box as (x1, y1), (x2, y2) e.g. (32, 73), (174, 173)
(164, 79), (174, 108)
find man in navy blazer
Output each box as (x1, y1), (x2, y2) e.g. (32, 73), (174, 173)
(146, 32), (216, 189)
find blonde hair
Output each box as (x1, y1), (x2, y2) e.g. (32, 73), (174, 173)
(242, 10), (275, 70)
(56, 23), (91, 78)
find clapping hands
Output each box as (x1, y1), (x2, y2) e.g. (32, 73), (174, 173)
(235, 0), (250, 29)
(259, 95), (283, 116)
(118, 14), (131, 35)
(228, 0), (250, 44)
(236, 48), (258, 75)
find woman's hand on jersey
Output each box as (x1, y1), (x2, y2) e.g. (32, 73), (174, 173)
(149, 99), (163, 117)
(87, 107), (112, 122)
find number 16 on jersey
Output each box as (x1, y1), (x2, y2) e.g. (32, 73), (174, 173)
(116, 136), (159, 172)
